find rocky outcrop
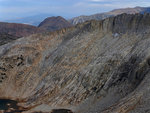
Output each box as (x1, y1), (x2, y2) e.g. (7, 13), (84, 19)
(0, 13), (150, 113)
(38, 16), (72, 31)
(69, 6), (150, 25)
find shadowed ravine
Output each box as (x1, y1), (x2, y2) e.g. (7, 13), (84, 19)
(0, 99), (73, 113)
(0, 99), (27, 113)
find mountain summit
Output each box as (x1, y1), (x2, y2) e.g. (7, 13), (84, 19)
(38, 16), (72, 31)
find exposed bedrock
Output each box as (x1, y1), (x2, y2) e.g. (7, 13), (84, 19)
(0, 13), (150, 113)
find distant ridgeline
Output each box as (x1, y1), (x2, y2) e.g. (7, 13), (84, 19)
(69, 6), (150, 25)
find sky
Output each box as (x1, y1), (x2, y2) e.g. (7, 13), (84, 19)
(0, 0), (150, 20)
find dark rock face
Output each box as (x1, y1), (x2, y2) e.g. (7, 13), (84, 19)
(78, 13), (150, 34)
(0, 99), (28, 113)
(0, 33), (19, 46)
(0, 13), (150, 113)
(69, 6), (150, 25)
(38, 16), (72, 31)
(51, 109), (73, 113)
(105, 13), (150, 33)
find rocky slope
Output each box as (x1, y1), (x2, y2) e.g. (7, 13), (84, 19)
(38, 16), (72, 31)
(0, 13), (150, 113)
(69, 6), (150, 25)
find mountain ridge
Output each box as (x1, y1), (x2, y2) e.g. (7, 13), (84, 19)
(69, 6), (150, 25)
(0, 22), (43, 46)
(0, 22), (41, 37)
(0, 16), (73, 46)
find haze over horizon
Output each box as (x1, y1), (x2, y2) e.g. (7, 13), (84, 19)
(0, 0), (150, 21)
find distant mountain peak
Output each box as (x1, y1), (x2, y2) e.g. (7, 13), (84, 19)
(38, 16), (72, 31)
